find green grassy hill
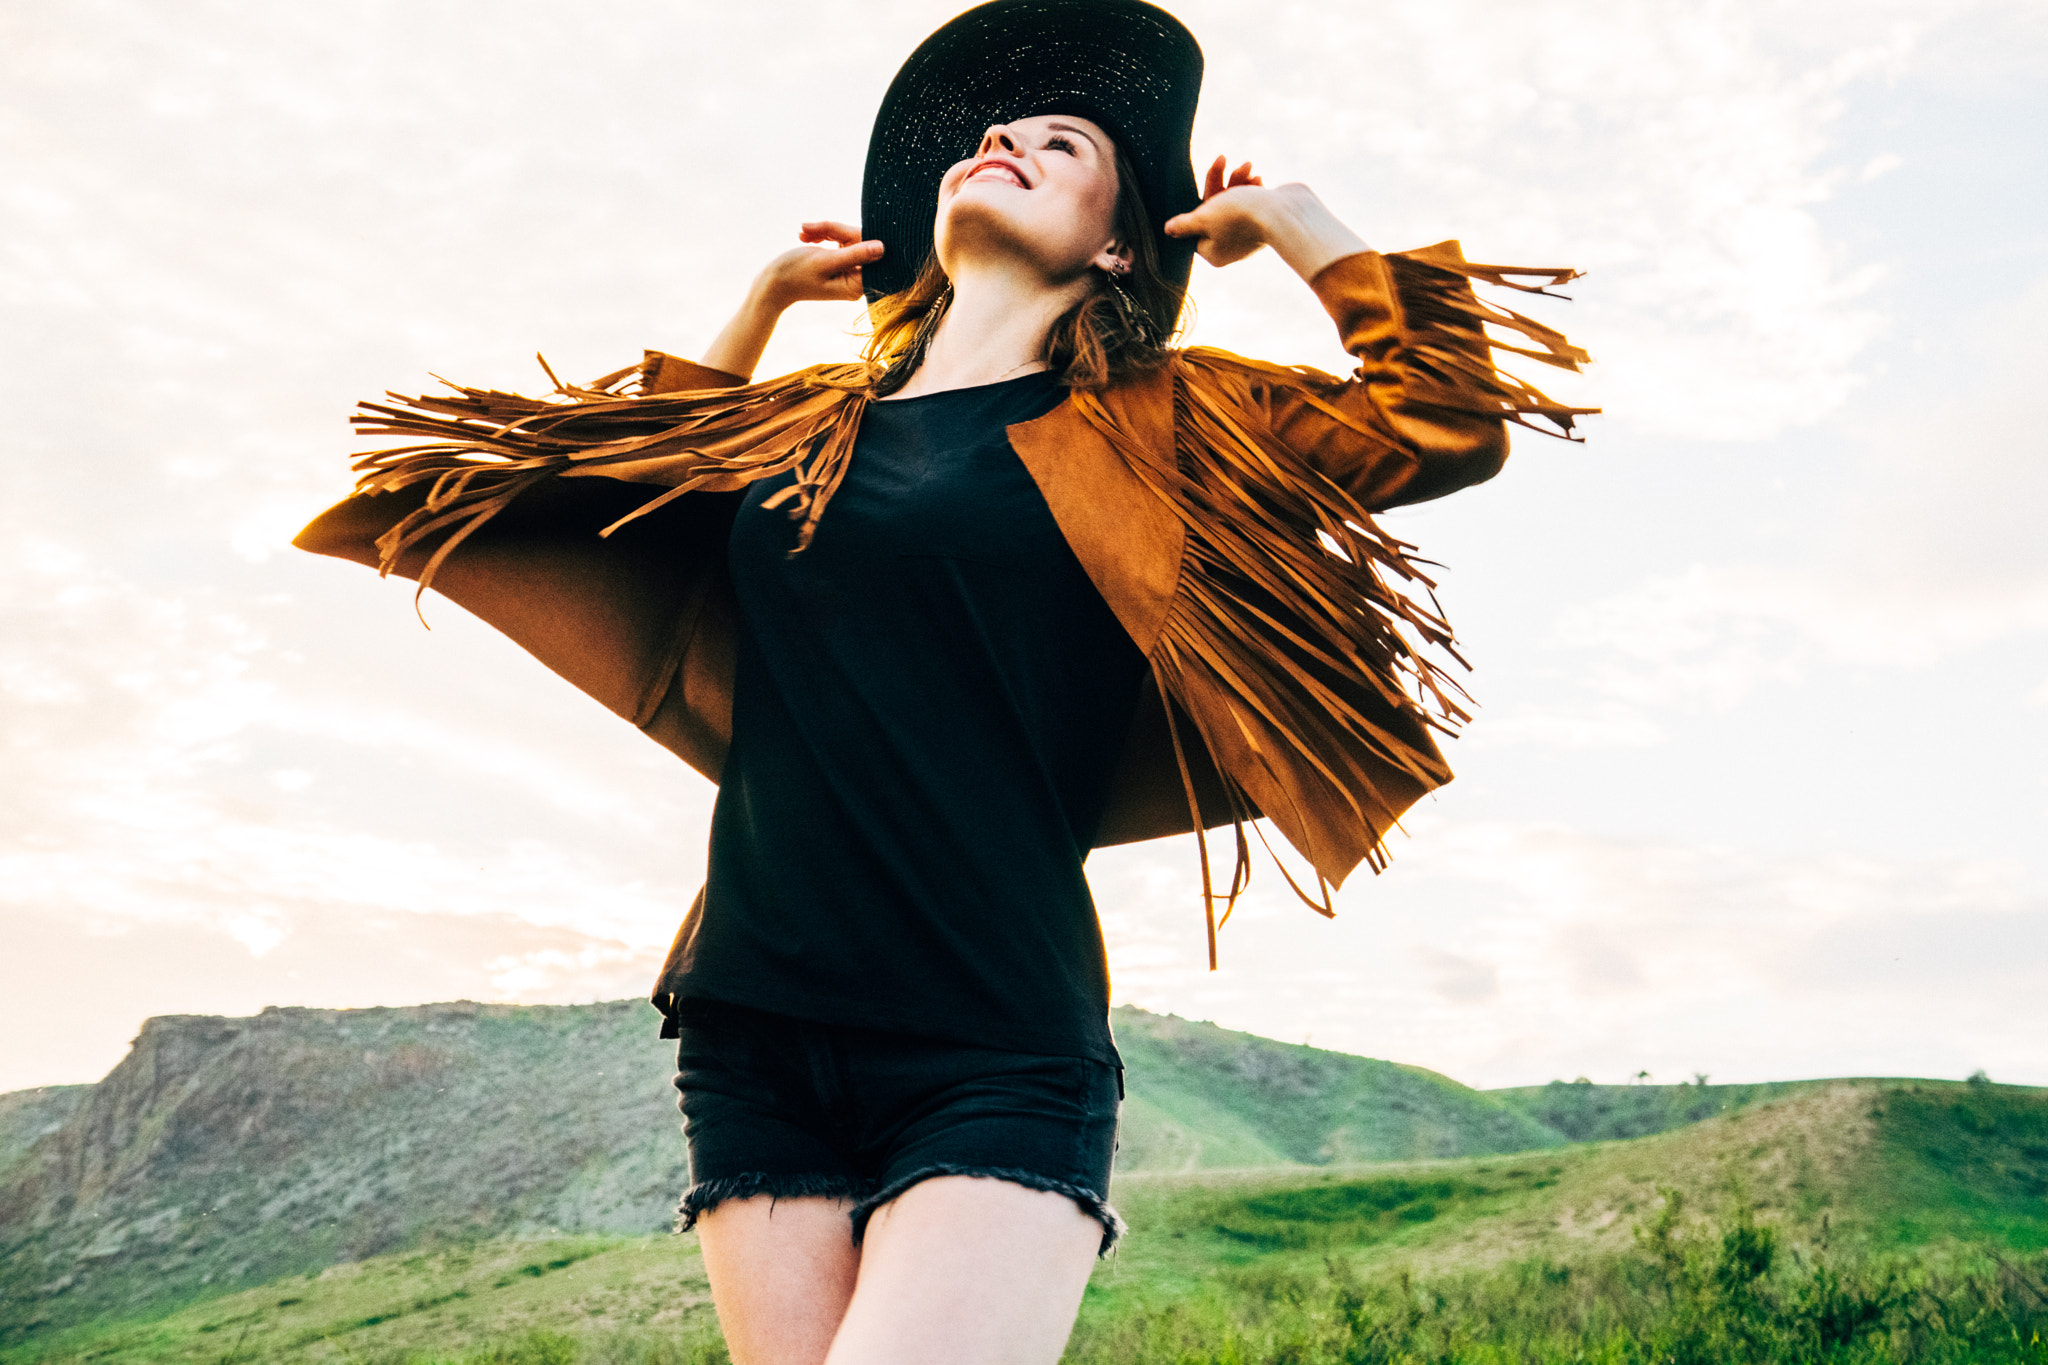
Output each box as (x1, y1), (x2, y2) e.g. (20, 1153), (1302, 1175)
(1486, 1076), (1842, 1142)
(1109, 1078), (2048, 1288)
(0, 1000), (1571, 1347)
(1116, 1009), (1562, 1168)
(11, 1078), (2044, 1364)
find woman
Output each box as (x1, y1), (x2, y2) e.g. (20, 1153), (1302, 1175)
(298, 3), (1589, 1361)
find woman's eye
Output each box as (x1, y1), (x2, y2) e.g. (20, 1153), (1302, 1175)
(1045, 136), (1077, 155)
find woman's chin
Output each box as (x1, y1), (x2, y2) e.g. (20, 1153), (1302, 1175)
(940, 191), (1025, 235)
(941, 205), (1078, 274)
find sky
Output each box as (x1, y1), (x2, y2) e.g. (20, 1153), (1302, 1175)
(3, 0), (2045, 1095)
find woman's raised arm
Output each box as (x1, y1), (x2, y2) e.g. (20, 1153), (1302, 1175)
(697, 222), (884, 380)
(1167, 156), (1591, 511)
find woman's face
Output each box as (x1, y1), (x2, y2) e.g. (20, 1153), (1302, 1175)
(933, 114), (1126, 282)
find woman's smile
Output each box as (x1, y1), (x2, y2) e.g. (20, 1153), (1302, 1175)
(963, 157), (1030, 188)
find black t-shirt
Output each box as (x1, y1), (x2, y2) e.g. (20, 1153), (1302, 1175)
(670, 372), (1147, 1066)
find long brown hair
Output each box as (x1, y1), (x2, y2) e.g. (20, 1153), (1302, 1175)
(862, 137), (1187, 395)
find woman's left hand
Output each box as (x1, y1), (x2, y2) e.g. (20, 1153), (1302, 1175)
(1166, 157), (1372, 282)
(1163, 156), (1270, 267)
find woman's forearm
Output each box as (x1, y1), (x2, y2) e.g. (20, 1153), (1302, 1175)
(699, 282), (789, 381)
(1258, 185), (1372, 285)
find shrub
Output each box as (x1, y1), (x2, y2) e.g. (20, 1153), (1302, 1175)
(1064, 1206), (2048, 1364)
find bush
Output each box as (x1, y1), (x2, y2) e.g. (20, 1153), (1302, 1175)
(1064, 1202), (2048, 1365)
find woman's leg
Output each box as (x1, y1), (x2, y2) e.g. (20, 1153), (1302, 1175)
(824, 1176), (1102, 1365)
(696, 1194), (862, 1365)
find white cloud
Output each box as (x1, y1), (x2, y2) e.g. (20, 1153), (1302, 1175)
(1463, 703), (1666, 750)
(0, 535), (703, 979)
(1527, 267), (2048, 713)
(223, 911), (287, 958)
(1094, 814), (2048, 1088)
(1559, 562), (2048, 699)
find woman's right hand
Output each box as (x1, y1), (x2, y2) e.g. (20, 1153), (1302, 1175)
(756, 222), (885, 308)
(701, 224), (883, 379)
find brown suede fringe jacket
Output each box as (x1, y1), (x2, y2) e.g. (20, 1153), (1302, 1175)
(295, 241), (1590, 986)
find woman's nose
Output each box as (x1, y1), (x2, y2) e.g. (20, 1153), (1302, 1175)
(976, 124), (1023, 157)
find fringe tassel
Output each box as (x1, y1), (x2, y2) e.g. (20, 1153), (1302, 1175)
(1388, 251), (1595, 438)
(1072, 370), (1459, 924)
(346, 360), (872, 604)
(1065, 251), (1590, 931)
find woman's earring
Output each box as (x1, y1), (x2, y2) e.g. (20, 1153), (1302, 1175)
(876, 285), (951, 395)
(1104, 270), (1155, 348)
(911, 285), (952, 360)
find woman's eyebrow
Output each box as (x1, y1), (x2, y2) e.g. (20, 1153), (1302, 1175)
(1043, 121), (1101, 151)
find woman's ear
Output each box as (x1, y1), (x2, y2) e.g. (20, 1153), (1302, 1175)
(1092, 241), (1134, 277)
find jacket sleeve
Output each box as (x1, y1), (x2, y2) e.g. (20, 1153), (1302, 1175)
(1246, 241), (1591, 510)
(639, 351), (751, 394)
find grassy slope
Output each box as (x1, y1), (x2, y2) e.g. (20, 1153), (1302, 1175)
(20, 1080), (2046, 1364)
(1089, 1079), (2048, 1342)
(3, 1236), (719, 1365)
(0, 1001), (1569, 1346)
(1486, 1078), (1835, 1142)
(1867, 1082), (2048, 1248)
(1114, 1008), (1564, 1169)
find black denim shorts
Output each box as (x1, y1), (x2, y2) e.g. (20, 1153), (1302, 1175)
(672, 1003), (1124, 1254)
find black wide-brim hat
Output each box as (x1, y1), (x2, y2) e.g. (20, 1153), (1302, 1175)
(860, 0), (1204, 302)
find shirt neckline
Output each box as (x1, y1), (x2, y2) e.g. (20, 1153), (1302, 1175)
(870, 370), (1059, 405)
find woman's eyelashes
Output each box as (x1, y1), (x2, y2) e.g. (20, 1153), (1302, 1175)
(1044, 135), (1078, 155)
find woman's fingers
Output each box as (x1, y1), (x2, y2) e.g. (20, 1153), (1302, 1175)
(760, 237), (881, 307)
(801, 241), (882, 282)
(798, 220), (864, 245)
(816, 240), (882, 264)
(821, 243), (880, 278)
(1164, 188), (1271, 268)
(1176, 157), (1276, 267)
(1165, 197), (1230, 240)
(1202, 156), (1263, 200)
(808, 241), (880, 300)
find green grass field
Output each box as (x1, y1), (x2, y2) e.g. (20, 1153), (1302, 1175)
(10, 1080), (2046, 1364)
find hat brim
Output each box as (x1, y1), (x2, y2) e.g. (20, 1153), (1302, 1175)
(860, 0), (1203, 302)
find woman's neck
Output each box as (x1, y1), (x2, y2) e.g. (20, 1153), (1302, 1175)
(883, 263), (1093, 400)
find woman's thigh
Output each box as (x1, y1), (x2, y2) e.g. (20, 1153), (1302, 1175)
(826, 1175), (1101, 1365)
(696, 1194), (861, 1365)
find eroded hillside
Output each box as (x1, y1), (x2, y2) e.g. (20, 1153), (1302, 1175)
(0, 1001), (688, 1341)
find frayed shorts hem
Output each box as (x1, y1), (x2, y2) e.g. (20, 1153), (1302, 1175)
(851, 1163), (1124, 1257)
(675, 1165), (1123, 1256)
(674, 1170), (867, 1232)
